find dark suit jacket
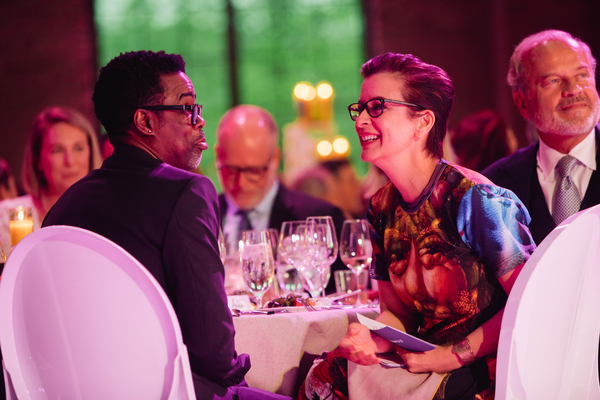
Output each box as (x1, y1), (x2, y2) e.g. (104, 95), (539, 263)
(219, 184), (347, 293)
(43, 144), (250, 398)
(482, 126), (600, 245)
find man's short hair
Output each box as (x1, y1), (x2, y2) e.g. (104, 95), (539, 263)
(507, 29), (597, 93)
(92, 50), (186, 137)
(360, 52), (455, 159)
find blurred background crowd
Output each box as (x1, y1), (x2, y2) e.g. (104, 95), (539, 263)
(1, 0), (598, 206)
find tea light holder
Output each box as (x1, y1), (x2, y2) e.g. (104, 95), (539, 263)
(9, 206), (34, 247)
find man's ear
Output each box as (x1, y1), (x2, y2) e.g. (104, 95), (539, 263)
(513, 91), (531, 119)
(271, 146), (281, 166)
(132, 109), (155, 136)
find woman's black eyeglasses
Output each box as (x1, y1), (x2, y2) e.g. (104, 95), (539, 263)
(140, 104), (202, 126)
(347, 98), (424, 121)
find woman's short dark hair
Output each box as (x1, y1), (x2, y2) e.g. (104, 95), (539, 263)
(361, 53), (454, 158)
(92, 50), (186, 137)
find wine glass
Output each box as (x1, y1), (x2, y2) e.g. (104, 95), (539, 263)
(278, 221), (319, 295)
(278, 221), (309, 273)
(275, 224), (303, 295)
(267, 228), (282, 296)
(239, 230), (275, 308)
(339, 219), (372, 306)
(267, 228), (280, 263)
(306, 216), (338, 297)
(218, 226), (227, 264)
(276, 264), (303, 295)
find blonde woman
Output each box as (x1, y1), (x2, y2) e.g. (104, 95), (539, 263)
(0, 106), (101, 252)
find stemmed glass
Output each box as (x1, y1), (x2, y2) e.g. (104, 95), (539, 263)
(305, 216), (338, 297)
(278, 221), (309, 273)
(267, 228), (280, 264)
(239, 230), (275, 308)
(218, 227), (227, 264)
(267, 228), (282, 296)
(339, 219), (372, 307)
(278, 221), (321, 295)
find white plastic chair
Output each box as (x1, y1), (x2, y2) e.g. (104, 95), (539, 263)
(496, 205), (600, 399)
(0, 225), (196, 400)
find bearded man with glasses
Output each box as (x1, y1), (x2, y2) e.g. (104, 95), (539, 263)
(215, 105), (346, 293)
(44, 50), (291, 400)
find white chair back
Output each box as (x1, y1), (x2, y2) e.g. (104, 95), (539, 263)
(496, 205), (600, 399)
(0, 225), (195, 400)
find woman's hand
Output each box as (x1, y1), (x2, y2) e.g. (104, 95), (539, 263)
(339, 322), (381, 365)
(396, 344), (462, 374)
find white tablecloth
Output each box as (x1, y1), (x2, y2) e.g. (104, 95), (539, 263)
(233, 306), (380, 397)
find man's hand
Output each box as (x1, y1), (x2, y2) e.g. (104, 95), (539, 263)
(339, 322), (381, 365)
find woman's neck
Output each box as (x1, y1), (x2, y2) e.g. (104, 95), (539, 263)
(35, 190), (61, 222)
(382, 155), (440, 204)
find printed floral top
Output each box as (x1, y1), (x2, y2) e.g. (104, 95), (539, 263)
(368, 161), (536, 345)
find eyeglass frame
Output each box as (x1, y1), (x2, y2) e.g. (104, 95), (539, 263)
(139, 104), (202, 126)
(347, 98), (425, 121)
(216, 155), (274, 183)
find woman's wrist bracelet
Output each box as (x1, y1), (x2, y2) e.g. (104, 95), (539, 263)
(452, 338), (477, 367)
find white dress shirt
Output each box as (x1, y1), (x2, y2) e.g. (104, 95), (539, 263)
(536, 128), (597, 215)
(222, 180), (279, 255)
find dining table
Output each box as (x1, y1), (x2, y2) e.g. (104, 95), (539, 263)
(232, 305), (380, 397)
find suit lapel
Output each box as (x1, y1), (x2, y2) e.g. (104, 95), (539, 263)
(581, 127), (600, 210)
(268, 185), (290, 231)
(510, 143), (538, 207)
(527, 171), (555, 245)
(509, 142), (554, 244)
(527, 126), (600, 244)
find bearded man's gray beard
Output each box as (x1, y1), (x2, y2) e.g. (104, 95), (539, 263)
(532, 96), (600, 137)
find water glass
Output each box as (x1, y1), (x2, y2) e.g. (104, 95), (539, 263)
(240, 230), (275, 308)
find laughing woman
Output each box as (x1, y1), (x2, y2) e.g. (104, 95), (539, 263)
(300, 53), (536, 400)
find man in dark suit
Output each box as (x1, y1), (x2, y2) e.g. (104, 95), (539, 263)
(214, 105), (346, 293)
(483, 30), (600, 245)
(43, 51), (289, 400)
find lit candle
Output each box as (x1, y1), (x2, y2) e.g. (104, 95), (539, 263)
(9, 206), (34, 246)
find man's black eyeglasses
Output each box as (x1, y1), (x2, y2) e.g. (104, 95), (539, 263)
(347, 98), (424, 121)
(140, 104), (202, 126)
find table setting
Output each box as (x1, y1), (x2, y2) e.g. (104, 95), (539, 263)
(224, 216), (376, 310)
(221, 216), (381, 396)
